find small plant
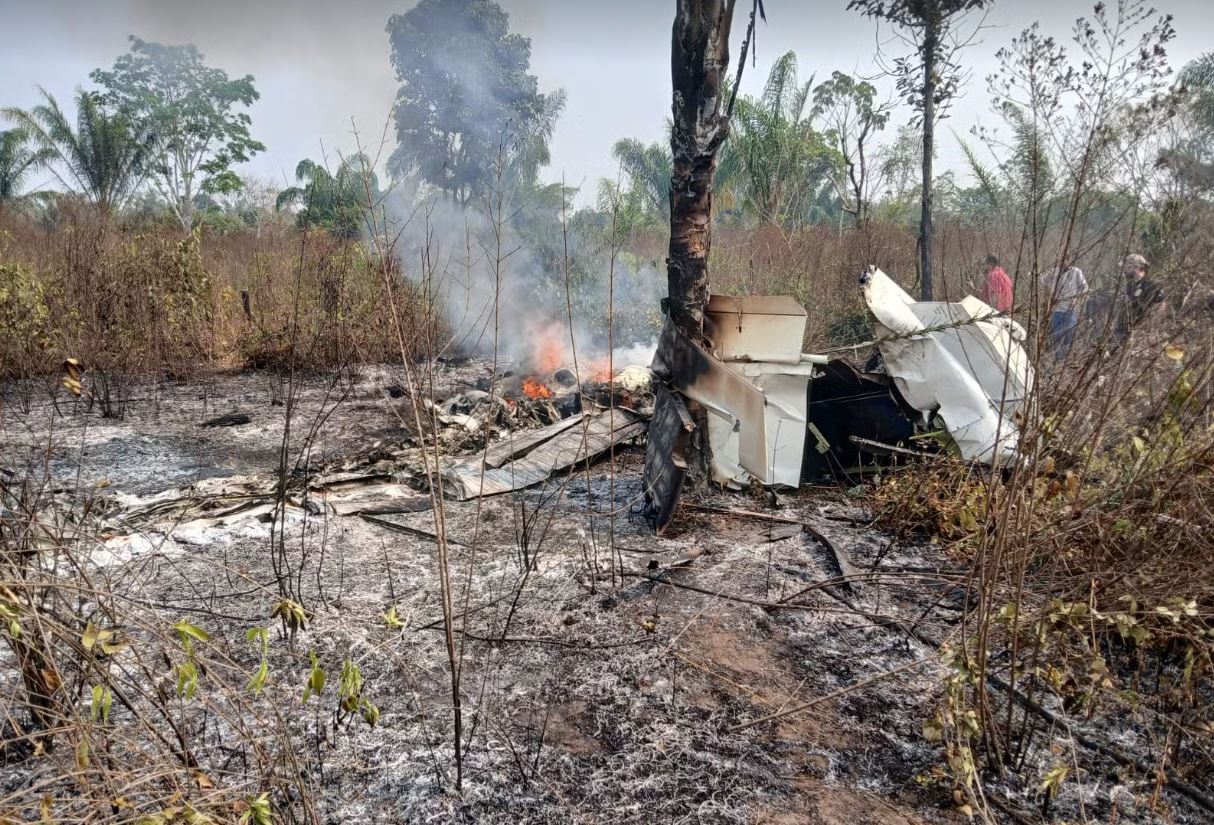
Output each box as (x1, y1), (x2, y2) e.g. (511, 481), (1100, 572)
(271, 598), (308, 642)
(302, 650), (325, 704)
(172, 620), (209, 700)
(336, 659), (380, 729)
(246, 627), (270, 696)
(238, 792), (273, 825)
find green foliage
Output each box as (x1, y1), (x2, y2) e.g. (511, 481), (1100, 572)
(812, 71), (893, 221)
(387, 0), (565, 202)
(90, 684), (113, 723)
(302, 650), (325, 703)
(275, 156), (378, 239)
(606, 137), (671, 227)
(4, 88), (153, 212)
(718, 52), (840, 227)
(238, 793), (272, 825)
(172, 620), (209, 700)
(381, 606), (404, 629)
(595, 178), (655, 237)
(337, 659), (363, 715)
(80, 621), (128, 656)
(0, 127), (53, 206)
(91, 37), (264, 230)
(1162, 52), (1214, 192)
(337, 659), (379, 728)
(246, 627), (270, 695)
(0, 595), (21, 639)
(847, 0), (992, 120)
(1180, 51), (1214, 131)
(271, 597), (308, 638)
(0, 261), (52, 377)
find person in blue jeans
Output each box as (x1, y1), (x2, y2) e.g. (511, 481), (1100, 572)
(1043, 265), (1088, 360)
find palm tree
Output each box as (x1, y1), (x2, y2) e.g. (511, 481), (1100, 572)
(508, 90), (568, 190)
(957, 103), (1054, 220)
(4, 88), (152, 214)
(596, 177), (655, 237)
(610, 137), (671, 220)
(276, 155), (380, 239)
(1152, 54), (1214, 193)
(0, 127), (53, 207)
(719, 52), (839, 227)
(1181, 52), (1214, 130)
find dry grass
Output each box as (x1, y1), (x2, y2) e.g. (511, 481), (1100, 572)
(866, 303), (1214, 818)
(0, 208), (426, 383)
(6, 185), (1214, 820)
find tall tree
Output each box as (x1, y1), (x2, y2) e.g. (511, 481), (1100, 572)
(276, 156), (381, 240)
(611, 137), (672, 220)
(4, 88), (152, 214)
(644, 0), (755, 532)
(812, 71), (893, 224)
(720, 51), (839, 227)
(1160, 52), (1214, 192)
(387, 0), (566, 204)
(848, 0), (990, 298)
(1182, 52), (1214, 130)
(91, 37), (264, 231)
(667, 0), (741, 340)
(0, 127), (53, 208)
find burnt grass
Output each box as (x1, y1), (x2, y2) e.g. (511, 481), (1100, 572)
(0, 364), (1208, 824)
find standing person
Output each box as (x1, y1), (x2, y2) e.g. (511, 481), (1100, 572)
(977, 254), (1014, 313)
(1043, 265), (1088, 360)
(1115, 253), (1166, 344)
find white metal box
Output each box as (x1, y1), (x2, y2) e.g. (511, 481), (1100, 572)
(705, 294), (808, 365)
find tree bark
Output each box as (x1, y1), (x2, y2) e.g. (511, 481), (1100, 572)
(645, 0), (737, 504)
(667, 0), (736, 341)
(919, 10), (937, 301)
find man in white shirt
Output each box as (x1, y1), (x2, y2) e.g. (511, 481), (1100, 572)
(1043, 265), (1088, 359)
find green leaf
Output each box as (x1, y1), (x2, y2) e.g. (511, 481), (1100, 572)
(1040, 764), (1069, 798)
(89, 683), (114, 722)
(246, 626), (269, 654)
(360, 699), (381, 728)
(175, 661), (200, 700)
(173, 620), (210, 643)
(238, 792), (272, 825)
(382, 605), (404, 629)
(302, 651), (325, 704)
(247, 659), (268, 696)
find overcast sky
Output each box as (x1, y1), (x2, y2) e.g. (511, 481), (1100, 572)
(2, 0), (1211, 204)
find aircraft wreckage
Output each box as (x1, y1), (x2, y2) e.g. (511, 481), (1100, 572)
(643, 266), (1034, 532)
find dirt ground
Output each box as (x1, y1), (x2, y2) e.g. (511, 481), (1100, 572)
(0, 364), (1206, 824)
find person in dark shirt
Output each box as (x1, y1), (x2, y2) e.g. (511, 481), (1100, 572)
(1116, 253), (1166, 343)
(1125, 254), (1164, 319)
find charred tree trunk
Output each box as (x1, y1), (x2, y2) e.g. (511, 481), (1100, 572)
(666, 0), (736, 341)
(919, 12), (937, 301)
(644, 1), (739, 529)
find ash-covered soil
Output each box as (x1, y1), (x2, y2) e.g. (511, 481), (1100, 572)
(0, 366), (1205, 823)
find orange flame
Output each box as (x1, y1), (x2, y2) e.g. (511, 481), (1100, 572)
(522, 377), (553, 399)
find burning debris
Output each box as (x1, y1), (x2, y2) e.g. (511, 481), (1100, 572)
(416, 341), (658, 497)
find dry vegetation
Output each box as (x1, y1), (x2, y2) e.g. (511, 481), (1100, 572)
(3, 1), (1214, 823)
(0, 207), (424, 384)
(4, 193), (1214, 822)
